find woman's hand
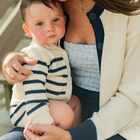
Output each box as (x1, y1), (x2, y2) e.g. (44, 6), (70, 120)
(24, 122), (72, 140)
(2, 52), (37, 84)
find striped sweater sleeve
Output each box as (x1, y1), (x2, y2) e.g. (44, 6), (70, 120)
(23, 60), (54, 125)
(21, 45), (56, 125)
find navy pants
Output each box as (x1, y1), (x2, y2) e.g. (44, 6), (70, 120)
(0, 83), (126, 140)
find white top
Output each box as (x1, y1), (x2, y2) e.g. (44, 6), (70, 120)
(64, 41), (100, 92)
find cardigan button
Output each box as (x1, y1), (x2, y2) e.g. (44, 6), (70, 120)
(89, 12), (97, 20)
(97, 42), (103, 50)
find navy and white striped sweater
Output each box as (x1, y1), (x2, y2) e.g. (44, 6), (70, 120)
(10, 41), (72, 127)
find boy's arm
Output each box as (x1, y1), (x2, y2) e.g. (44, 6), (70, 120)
(23, 60), (54, 125)
(21, 45), (56, 125)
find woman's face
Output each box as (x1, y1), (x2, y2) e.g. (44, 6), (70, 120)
(23, 2), (66, 46)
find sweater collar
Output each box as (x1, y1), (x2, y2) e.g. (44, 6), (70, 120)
(31, 40), (61, 50)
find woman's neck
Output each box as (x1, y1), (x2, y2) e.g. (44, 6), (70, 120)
(64, 0), (95, 14)
(63, 0), (96, 45)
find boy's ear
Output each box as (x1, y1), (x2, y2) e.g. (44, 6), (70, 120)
(23, 24), (32, 38)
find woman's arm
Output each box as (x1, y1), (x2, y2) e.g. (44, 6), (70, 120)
(2, 51), (37, 84)
(24, 120), (97, 140)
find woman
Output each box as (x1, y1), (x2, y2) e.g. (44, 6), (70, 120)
(1, 0), (140, 139)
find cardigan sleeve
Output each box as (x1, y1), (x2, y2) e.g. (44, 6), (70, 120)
(22, 46), (54, 125)
(89, 13), (140, 139)
(68, 120), (97, 140)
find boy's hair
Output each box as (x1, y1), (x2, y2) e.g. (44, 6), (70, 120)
(20, 0), (62, 22)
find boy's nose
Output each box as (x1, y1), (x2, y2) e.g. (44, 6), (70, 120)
(46, 25), (55, 33)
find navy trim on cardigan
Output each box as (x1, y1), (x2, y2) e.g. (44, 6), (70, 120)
(87, 4), (104, 71)
(68, 119), (97, 140)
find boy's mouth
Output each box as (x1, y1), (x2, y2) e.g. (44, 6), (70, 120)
(48, 35), (56, 38)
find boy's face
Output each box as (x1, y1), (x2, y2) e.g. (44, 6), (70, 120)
(23, 2), (65, 45)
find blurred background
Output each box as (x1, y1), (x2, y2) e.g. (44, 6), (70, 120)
(0, 0), (31, 136)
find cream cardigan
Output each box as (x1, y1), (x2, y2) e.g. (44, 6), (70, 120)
(90, 9), (140, 140)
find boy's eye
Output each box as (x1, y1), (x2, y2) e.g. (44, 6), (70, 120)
(37, 22), (43, 26)
(53, 18), (60, 22)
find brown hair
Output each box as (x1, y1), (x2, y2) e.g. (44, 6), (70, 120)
(20, 0), (61, 22)
(94, 0), (140, 15)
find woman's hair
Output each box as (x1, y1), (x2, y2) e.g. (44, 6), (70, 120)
(94, 0), (140, 15)
(20, 0), (60, 22)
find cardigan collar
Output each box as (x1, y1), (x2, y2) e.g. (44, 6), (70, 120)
(87, 3), (104, 17)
